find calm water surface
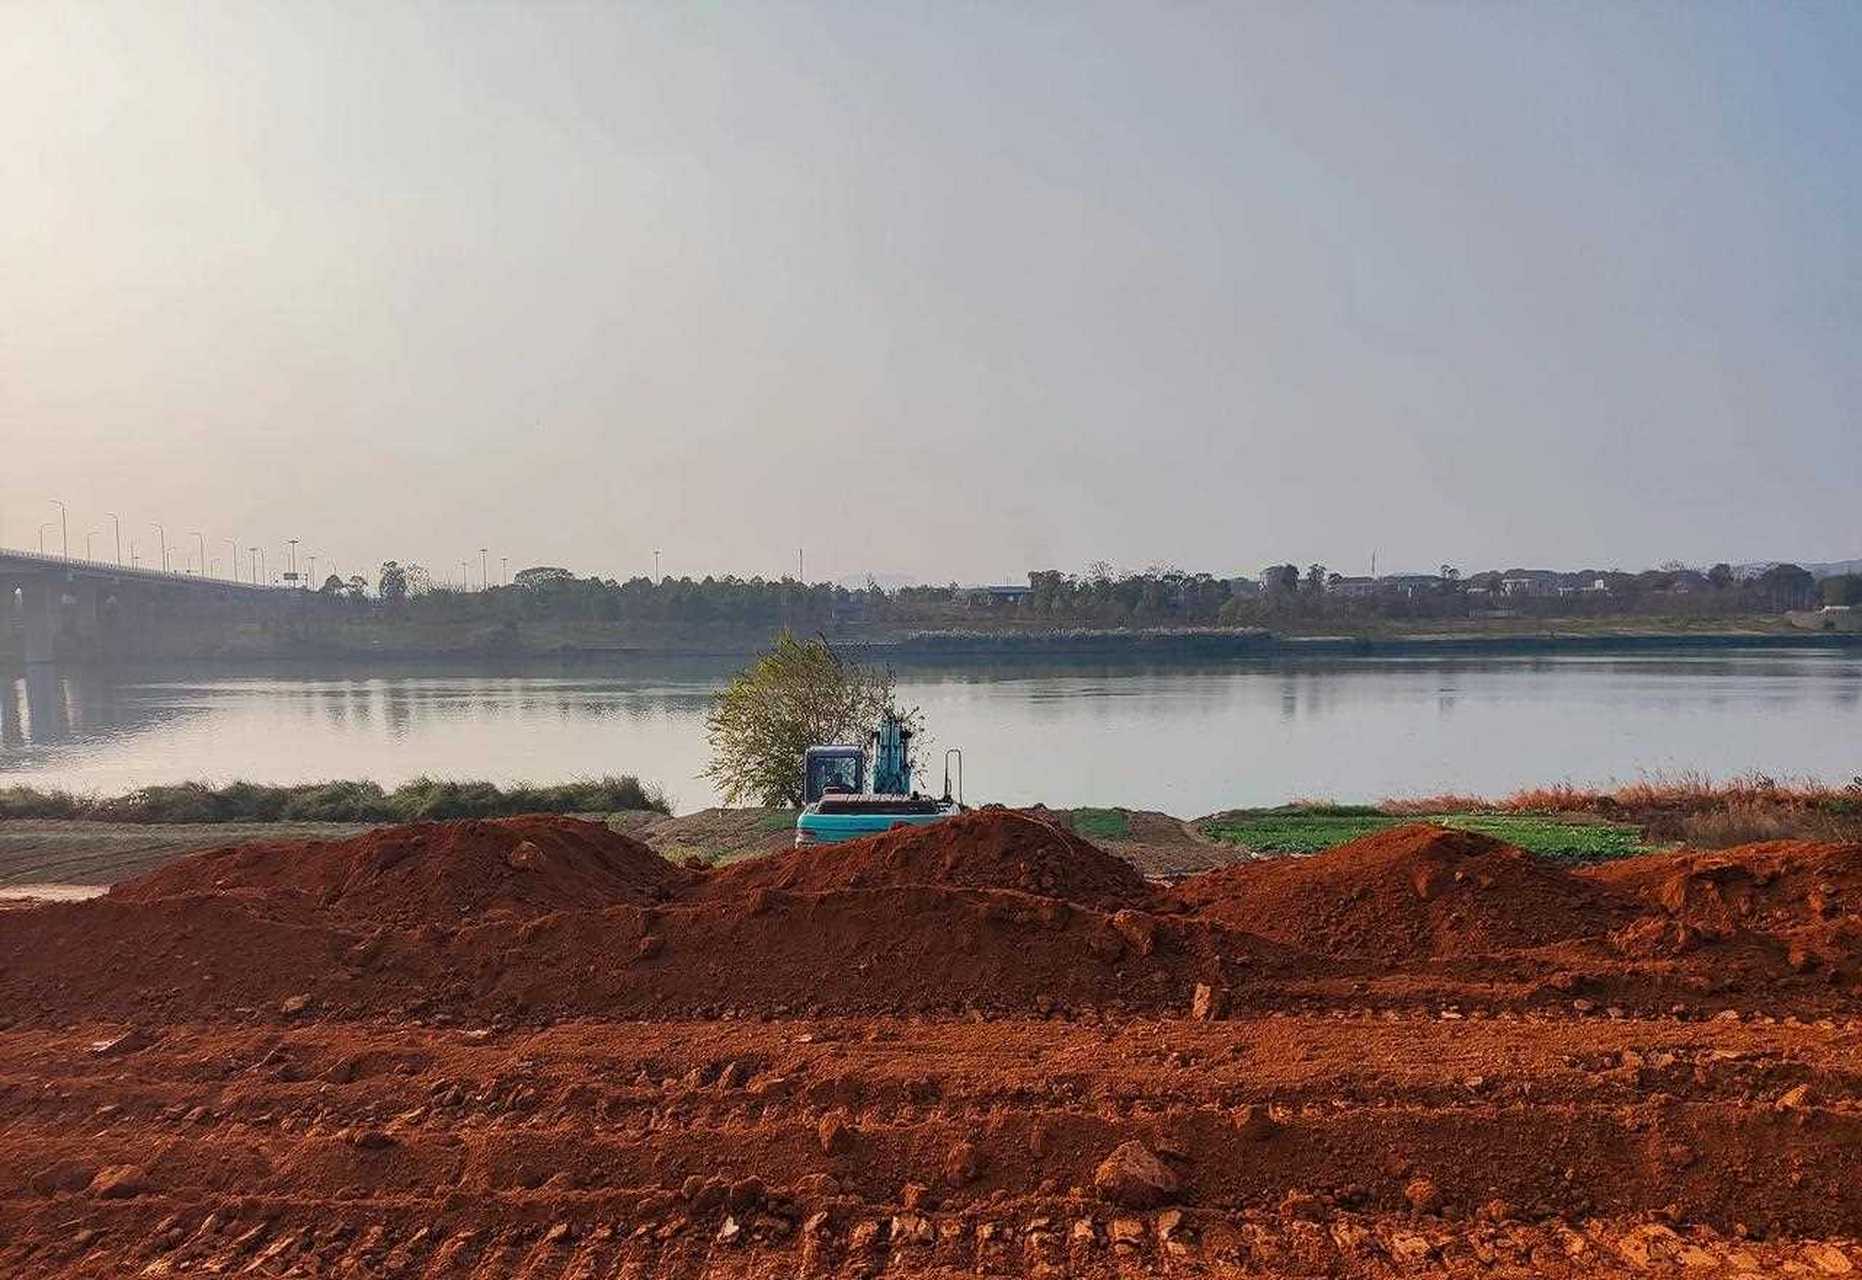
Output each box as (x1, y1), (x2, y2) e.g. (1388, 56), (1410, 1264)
(3, 651), (1859, 815)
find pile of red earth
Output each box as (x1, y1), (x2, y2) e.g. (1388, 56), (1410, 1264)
(1176, 823), (1622, 962)
(113, 816), (691, 927)
(693, 807), (1154, 910)
(0, 812), (1259, 1024)
(0, 812), (1858, 1026)
(1584, 839), (1862, 973)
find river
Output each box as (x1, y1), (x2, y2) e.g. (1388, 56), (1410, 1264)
(3, 648), (1858, 814)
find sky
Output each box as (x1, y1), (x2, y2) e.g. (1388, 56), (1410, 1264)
(2, 2), (1858, 588)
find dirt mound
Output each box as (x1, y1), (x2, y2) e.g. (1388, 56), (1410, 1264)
(1583, 839), (1862, 968)
(8, 815), (1862, 1028)
(696, 809), (1155, 911)
(0, 812), (1268, 1023)
(112, 815), (688, 928)
(1176, 823), (1620, 961)
(1583, 839), (1862, 932)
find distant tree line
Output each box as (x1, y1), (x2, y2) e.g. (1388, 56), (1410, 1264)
(314, 557), (1841, 631)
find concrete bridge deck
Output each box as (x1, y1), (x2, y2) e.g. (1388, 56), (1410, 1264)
(0, 549), (293, 664)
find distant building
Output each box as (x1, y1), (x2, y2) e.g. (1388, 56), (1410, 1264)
(1500, 571), (1561, 598)
(1326, 575), (1378, 599)
(1380, 573), (1446, 599)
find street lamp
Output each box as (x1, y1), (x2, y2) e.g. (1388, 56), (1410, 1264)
(225, 537), (238, 583)
(50, 500), (67, 558)
(192, 531), (206, 578)
(287, 538), (299, 586)
(152, 522), (168, 573)
(130, 538), (140, 567)
(654, 549), (661, 582)
(108, 513), (121, 566)
(500, 556), (508, 587)
(38, 522), (54, 554)
(480, 547), (488, 591)
(86, 530), (98, 560)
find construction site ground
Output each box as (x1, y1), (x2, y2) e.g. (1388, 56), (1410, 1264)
(2, 810), (1860, 1277)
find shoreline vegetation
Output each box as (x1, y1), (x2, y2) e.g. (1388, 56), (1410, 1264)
(7, 621), (1860, 667)
(0, 776), (672, 825)
(2, 771), (1855, 851)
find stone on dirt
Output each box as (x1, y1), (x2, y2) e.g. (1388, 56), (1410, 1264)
(944, 1140), (983, 1187)
(1093, 1141), (1179, 1208)
(88, 1165), (150, 1199)
(818, 1110), (852, 1155)
(1405, 1176), (1443, 1215)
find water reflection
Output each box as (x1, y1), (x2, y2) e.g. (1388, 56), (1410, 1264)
(0, 650), (1857, 814)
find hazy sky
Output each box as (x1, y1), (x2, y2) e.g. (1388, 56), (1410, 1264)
(3, 2), (1857, 586)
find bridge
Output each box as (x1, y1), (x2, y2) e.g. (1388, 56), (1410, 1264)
(0, 549), (294, 664)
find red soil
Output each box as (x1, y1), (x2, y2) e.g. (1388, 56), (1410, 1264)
(6, 813), (1862, 1276)
(1580, 838), (1862, 936)
(1579, 838), (1862, 973)
(1176, 823), (1621, 961)
(697, 807), (1155, 910)
(112, 815), (688, 927)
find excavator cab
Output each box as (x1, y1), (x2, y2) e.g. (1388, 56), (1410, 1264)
(802, 746), (864, 805)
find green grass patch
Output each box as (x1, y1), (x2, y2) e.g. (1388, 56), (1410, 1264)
(1200, 813), (1394, 854)
(1434, 814), (1645, 861)
(0, 776), (672, 824)
(1199, 811), (1647, 863)
(1070, 807), (1131, 840)
(756, 809), (802, 833)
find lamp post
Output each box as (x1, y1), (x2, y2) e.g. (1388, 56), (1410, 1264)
(480, 548), (488, 591)
(287, 538), (299, 586)
(500, 556), (508, 587)
(130, 538), (139, 567)
(654, 549), (661, 582)
(86, 530), (98, 560)
(50, 500), (67, 558)
(192, 531), (206, 578)
(38, 522), (54, 554)
(152, 522), (168, 573)
(307, 554), (318, 589)
(108, 513), (122, 565)
(225, 537), (239, 583)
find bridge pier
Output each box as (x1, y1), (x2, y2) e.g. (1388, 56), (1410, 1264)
(17, 576), (56, 665)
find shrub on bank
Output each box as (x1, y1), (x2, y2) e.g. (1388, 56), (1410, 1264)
(0, 775), (671, 824)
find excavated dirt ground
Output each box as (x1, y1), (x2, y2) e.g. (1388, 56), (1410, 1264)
(3, 812), (1861, 1277)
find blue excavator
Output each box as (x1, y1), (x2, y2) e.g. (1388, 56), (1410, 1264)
(793, 711), (965, 847)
